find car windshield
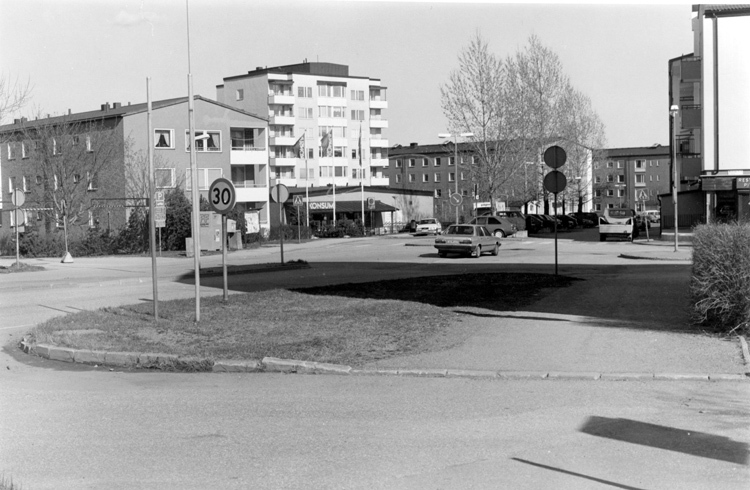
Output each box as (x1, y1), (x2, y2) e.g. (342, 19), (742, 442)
(447, 225), (475, 236)
(418, 219), (434, 224)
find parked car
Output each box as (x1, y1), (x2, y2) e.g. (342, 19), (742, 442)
(434, 224), (501, 258)
(468, 215), (517, 237)
(572, 212), (598, 228)
(415, 218), (442, 235)
(526, 214), (545, 233)
(558, 214), (579, 229)
(482, 210), (527, 231)
(642, 210), (660, 223)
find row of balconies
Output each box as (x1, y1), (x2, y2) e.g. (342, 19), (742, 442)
(268, 94), (389, 109)
(270, 114), (390, 129)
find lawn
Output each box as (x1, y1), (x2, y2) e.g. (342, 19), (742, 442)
(27, 272), (577, 369)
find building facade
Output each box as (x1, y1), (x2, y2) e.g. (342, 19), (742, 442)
(592, 145), (671, 213)
(216, 62), (389, 190)
(668, 4), (750, 226)
(1, 97), (269, 233)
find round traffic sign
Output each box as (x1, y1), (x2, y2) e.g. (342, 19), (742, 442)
(543, 170), (567, 194)
(208, 177), (236, 214)
(544, 145), (567, 169)
(11, 189), (25, 207)
(449, 193), (463, 206)
(270, 184), (289, 203)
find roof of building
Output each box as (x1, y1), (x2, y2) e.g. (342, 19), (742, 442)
(695, 4), (750, 16)
(601, 145), (671, 158)
(220, 61), (382, 85)
(0, 96), (267, 133)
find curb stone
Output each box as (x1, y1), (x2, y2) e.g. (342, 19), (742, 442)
(16, 341), (750, 381)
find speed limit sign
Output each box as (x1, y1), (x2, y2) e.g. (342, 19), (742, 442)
(208, 177), (236, 214)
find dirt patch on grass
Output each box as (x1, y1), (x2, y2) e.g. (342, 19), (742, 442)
(0, 262), (45, 273)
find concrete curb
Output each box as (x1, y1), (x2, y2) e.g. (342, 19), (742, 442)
(18, 339), (749, 381)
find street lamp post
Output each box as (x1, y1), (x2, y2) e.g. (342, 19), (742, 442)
(439, 132), (473, 224)
(670, 104), (679, 252)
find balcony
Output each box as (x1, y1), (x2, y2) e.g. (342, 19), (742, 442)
(230, 147), (268, 165)
(370, 119), (388, 129)
(370, 157), (389, 167)
(370, 99), (388, 110)
(680, 105), (701, 129)
(370, 138), (389, 148)
(270, 136), (297, 146)
(370, 176), (389, 186)
(270, 115), (295, 126)
(270, 156), (297, 166)
(268, 94), (295, 105)
(234, 185), (269, 203)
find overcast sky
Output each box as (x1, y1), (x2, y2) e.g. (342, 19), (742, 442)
(1, 0), (698, 149)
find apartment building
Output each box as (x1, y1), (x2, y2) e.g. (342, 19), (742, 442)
(216, 62), (389, 190)
(0, 97), (268, 233)
(592, 146), (671, 213)
(667, 4), (750, 226)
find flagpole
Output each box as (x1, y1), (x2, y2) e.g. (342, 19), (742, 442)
(304, 129), (309, 229)
(359, 123), (364, 233)
(331, 129), (336, 225)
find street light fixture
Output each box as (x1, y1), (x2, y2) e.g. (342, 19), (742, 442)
(670, 104), (679, 252)
(439, 132), (474, 224)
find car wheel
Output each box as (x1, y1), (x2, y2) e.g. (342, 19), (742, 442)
(438, 252), (447, 258)
(474, 245), (481, 258)
(492, 243), (499, 255)
(599, 234), (606, 242)
(493, 230), (506, 238)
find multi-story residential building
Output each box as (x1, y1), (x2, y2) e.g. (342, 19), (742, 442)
(592, 146), (671, 213)
(0, 97), (269, 233)
(668, 4), (750, 226)
(216, 62), (389, 190)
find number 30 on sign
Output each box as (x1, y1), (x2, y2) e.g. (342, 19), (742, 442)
(208, 177), (237, 214)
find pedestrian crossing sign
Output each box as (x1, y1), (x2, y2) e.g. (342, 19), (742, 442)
(637, 190), (648, 201)
(293, 195), (304, 207)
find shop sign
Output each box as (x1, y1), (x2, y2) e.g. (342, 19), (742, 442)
(702, 177), (734, 191)
(737, 177), (750, 190)
(309, 201), (334, 210)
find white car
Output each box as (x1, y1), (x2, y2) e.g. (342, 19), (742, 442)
(415, 218), (442, 235)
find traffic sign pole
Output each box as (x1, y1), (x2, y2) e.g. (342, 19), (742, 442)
(222, 213), (228, 301)
(208, 178), (237, 303)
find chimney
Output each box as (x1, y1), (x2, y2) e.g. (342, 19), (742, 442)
(113, 102), (122, 109)
(410, 142), (418, 148)
(68, 109), (72, 115)
(13, 118), (20, 124)
(101, 102), (110, 112)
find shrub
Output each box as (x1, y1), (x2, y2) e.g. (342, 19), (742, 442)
(691, 222), (750, 335)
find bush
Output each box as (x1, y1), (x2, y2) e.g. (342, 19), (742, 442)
(691, 222), (750, 335)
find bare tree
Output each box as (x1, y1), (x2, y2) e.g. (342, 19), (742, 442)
(0, 74), (32, 125)
(441, 33), (533, 215)
(14, 115), (124, 231)
(123, 136), (184, 201)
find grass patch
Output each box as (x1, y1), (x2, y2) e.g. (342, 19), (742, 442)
(27, 273), (577, 368)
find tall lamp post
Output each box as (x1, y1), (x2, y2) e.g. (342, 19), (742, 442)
(670, 104), (679, 252)
(439, 132), (473, 224)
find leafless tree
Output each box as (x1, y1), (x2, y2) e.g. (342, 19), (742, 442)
(0, 74), (32, 126)
(13, 115), (124, 231)
(123, 137), (184, 202)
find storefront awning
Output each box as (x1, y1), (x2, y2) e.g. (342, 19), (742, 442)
(300, 200), (398, 214)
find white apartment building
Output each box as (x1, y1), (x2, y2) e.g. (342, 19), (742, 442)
(216, 62), (389, 189)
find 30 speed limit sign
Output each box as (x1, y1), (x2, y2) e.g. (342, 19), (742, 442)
(208, 177), (236, 214)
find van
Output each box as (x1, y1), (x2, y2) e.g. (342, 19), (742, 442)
(642, 210), (660, 223)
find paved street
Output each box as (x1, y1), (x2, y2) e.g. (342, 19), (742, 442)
(1, 232), (748, 489)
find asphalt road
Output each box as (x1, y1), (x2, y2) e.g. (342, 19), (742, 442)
(1, 232), (748, 489)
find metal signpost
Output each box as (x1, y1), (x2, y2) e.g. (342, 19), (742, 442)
(543, 146), (568, 276)
(10, 189), (24, 268)
(638, 189), (650, 241)
(271, 184), (289, 264)
(293, 194), (303, 243)
(208, 178), (237, 302)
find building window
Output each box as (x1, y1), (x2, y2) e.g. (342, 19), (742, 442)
(617, 161), (623, 168)
(298, 107), (313, 119)
(656, 161), (659, 166)
(461, 188), (469, 196)
(318, 84), (345, 98)
(472, 155), (479, 165)
(298, 86), (312, 98)
(595, 176), (602, 183)
(155, 168), (176, 188)
(7, 143), (16, 160)
(607, 203), (615, 209)
(617, 175), (625, 183)
(236, 89), (244, 101)
(155, 129), (174, 149)
(87, 172), (98, 191)
(595, 190), (602, 197)
(595, 203), (602, 211)
(461, 172), (467, 180)
(351, 110), (365, 121)
(618, 189), (625, 197)
(422, 174), (429, 183)
(186, 130), (221, 152)
(408, 174), (416, 183)
(395, 174), (402, 184)
(635, 160), (644, 169)
(35, 175), (42, 185)
(395, 159), (402, 168)
(449, 157), (455, 166)
(435, 157), (441, 167)
(73, 174), (81, 183)
(607, 175), (614, 183)
(607, 189), (614, 197)
(434, 173), (441, 183)
(656, 175), (660, 181)
(448, 172), (455, 182)
(607, 161), (613, 168)
(231, 128), (256, 150)
(636, 174), (645, 184)
(350, 90), (365, 101)
(435, 189), (442, 198)
(409, 158), (416, 168)
(422, 158), (429, 167)
(21, 142), (28, 158)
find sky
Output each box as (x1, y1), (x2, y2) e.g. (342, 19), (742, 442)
(0, 0), (700, 149)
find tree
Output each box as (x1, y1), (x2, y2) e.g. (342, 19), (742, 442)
(0, 74), (31, 125)
(14, 114), (124, 232)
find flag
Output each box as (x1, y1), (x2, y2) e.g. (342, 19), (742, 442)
(293, 135), (304, 158)
(320, 131), (331, 157)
